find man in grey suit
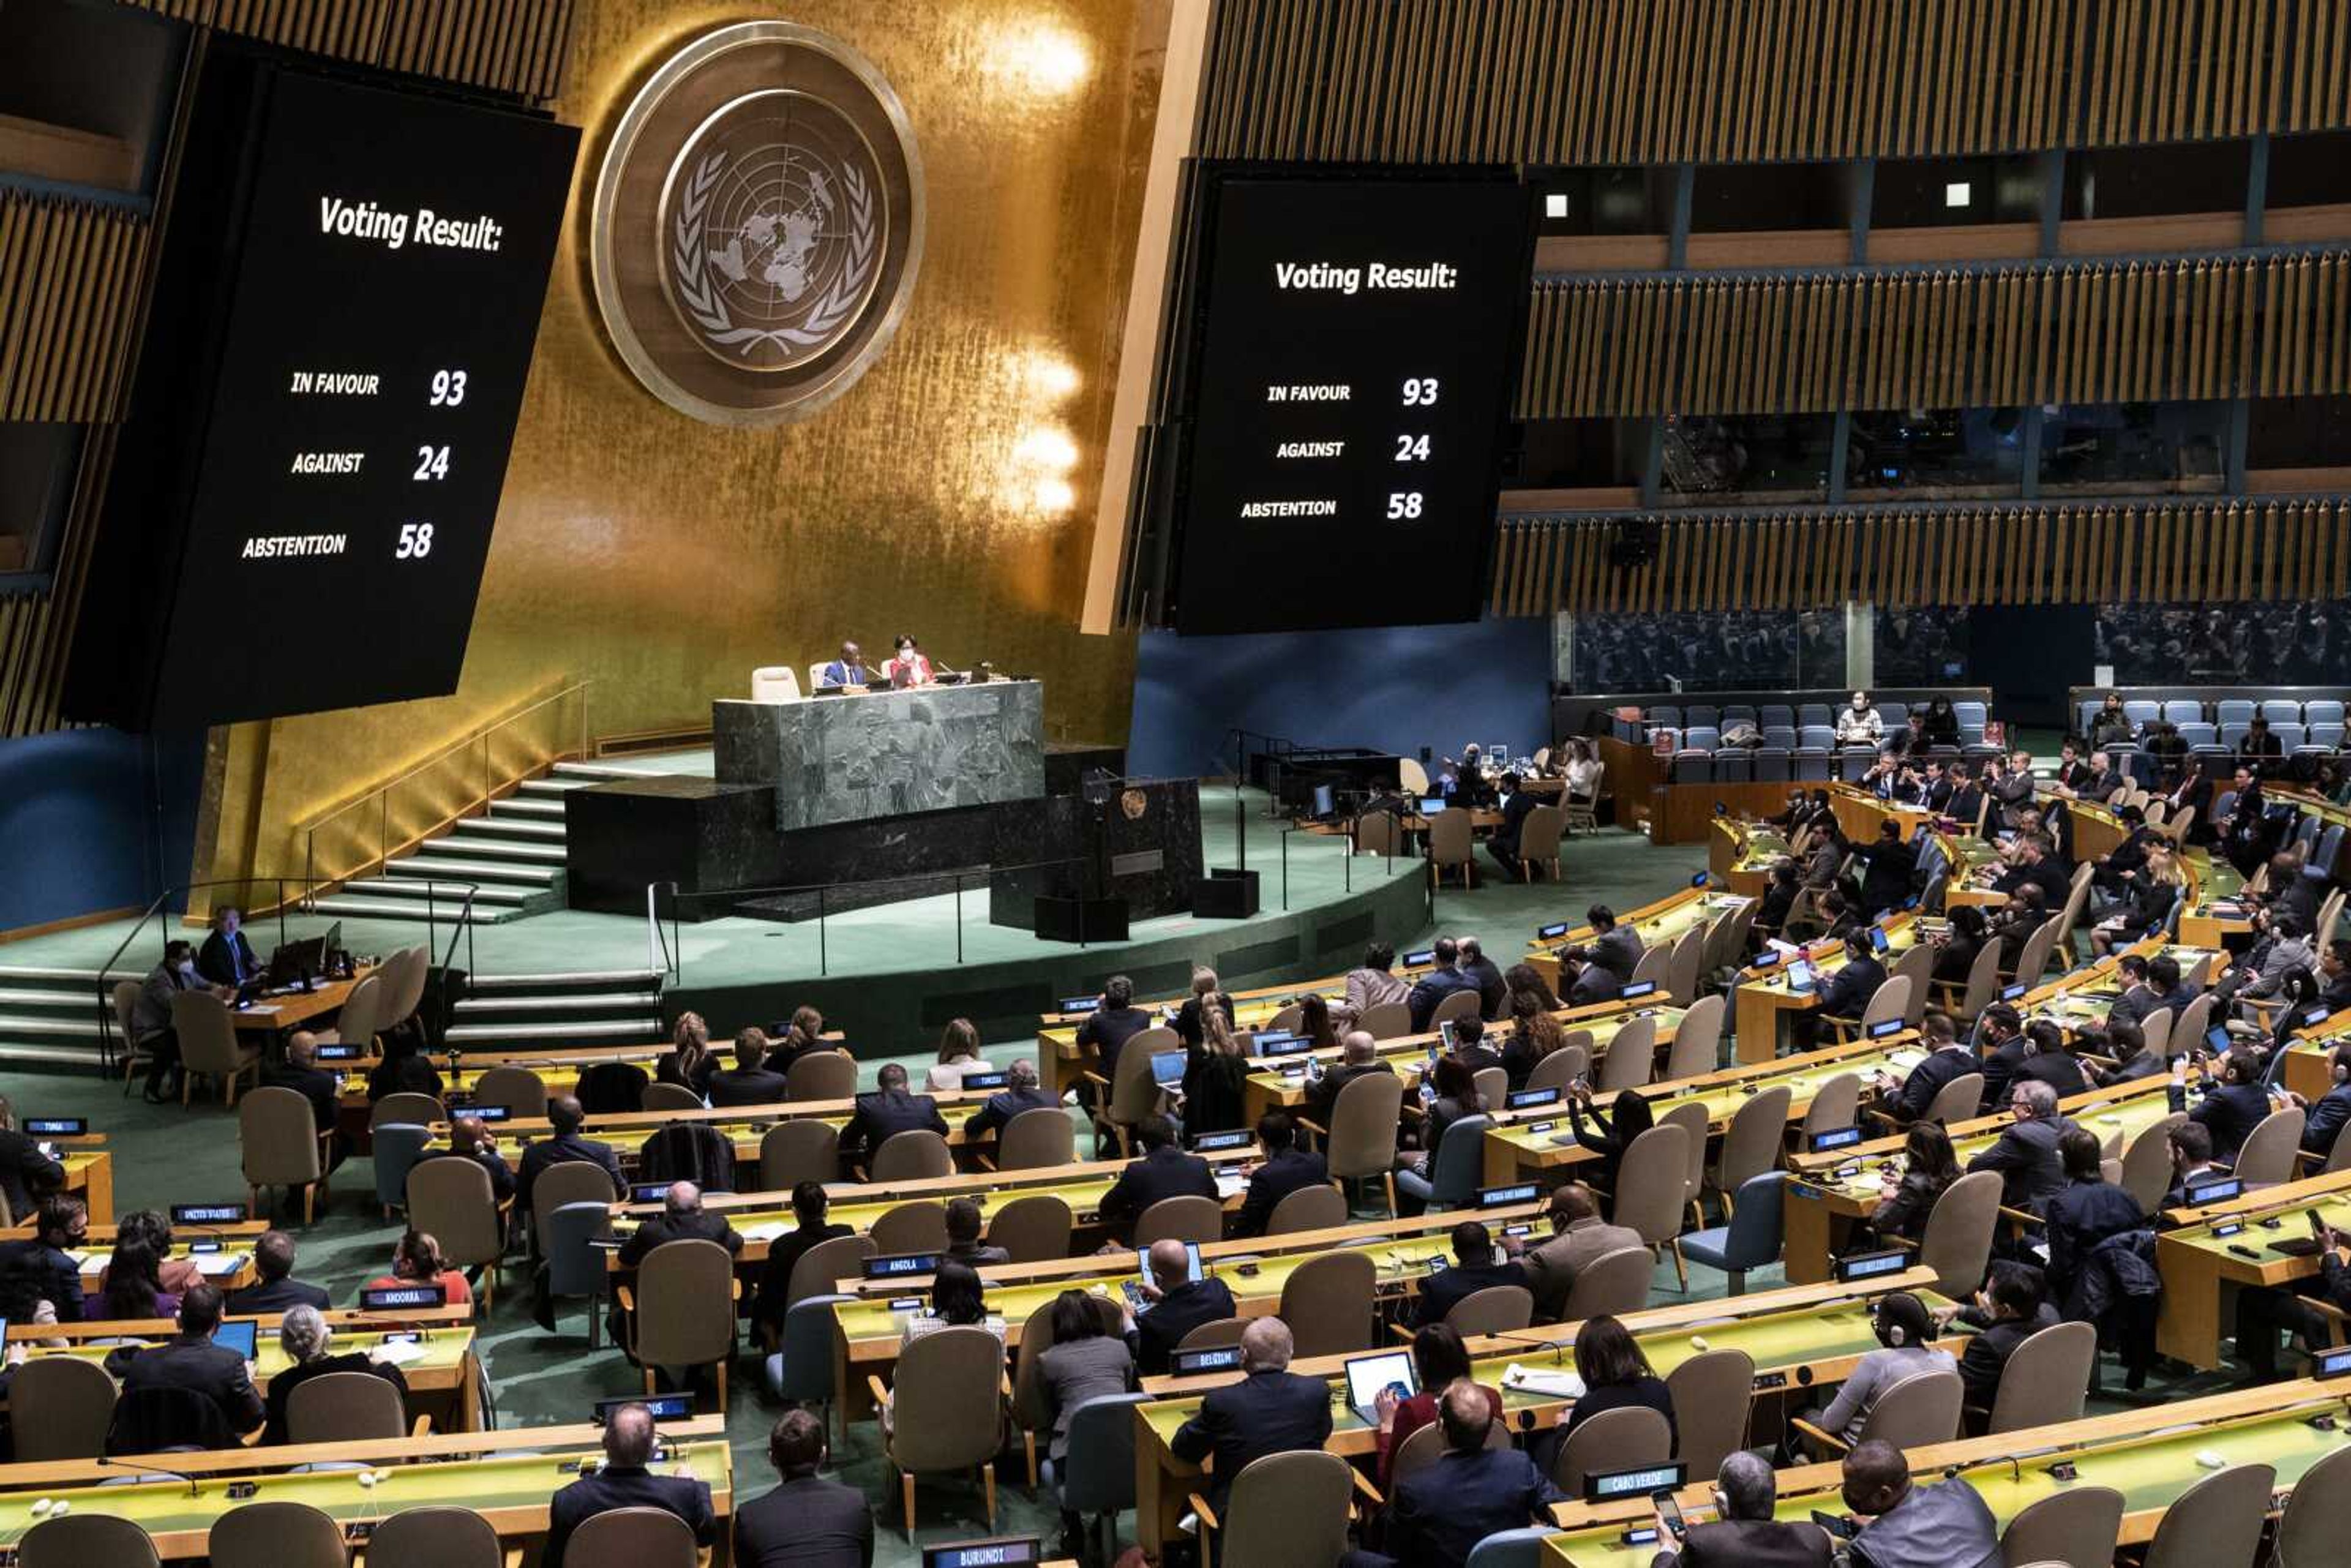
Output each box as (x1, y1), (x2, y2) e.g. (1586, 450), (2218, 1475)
(733, 1408), (873, 1568)
(1507, 1183), (1644, 1321)
(1649, 1453), (1831, 1568)
(1587, 906), (1646, 983)
(1963, 1078), (2072, 1214)
(1839, 1439), (2001, 1568)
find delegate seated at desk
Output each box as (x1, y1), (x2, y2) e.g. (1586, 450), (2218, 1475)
(819, 641), (871, 688)
(882, 633), (934, 687)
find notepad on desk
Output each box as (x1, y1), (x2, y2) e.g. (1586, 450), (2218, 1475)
(369, 1339), (429, 1367)
(740, 1223), (787, 1244)
(194, 1253), (247, 1277)
(1885, 1050), (1927, 1074)
(1500, 1364), (1586, 1400)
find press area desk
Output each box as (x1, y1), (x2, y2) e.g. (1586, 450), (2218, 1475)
(2156, 1166), (2351, 1368)
(1131, 1267), (1955, 1554)
(1479, 1031), (1922, 1187)
(827, 1204), (1545, 1438)
(0, 1305), (480, 1431)
(438, 1083), (1006, 1172)
(1520, 886), (1749, 996)
(1537, 1379), (2351, 1565)
(1731, 912), (1927, 1063)
(1780, 1076), (2177, 1283)
(0, 1417), (733, 1561)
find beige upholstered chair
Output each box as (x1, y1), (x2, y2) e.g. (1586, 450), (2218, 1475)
(1826, 976), (1910, 1043)
(1514, 804), (1565, 880)
(1386, 1410), (1510, 1491)
(1134, 1195), (1224, 1247)
(1553, 1405), (1670, 1493)
(172, 990), (260, 1105)
(471, 1065), (547, 1118)
(317, 972), (386, 1052)
(286, 1368), (413, 1443)
(1562, 1245), (1653, 1319)
(1606, 1122), (1691, 1286)
(1526, 1040), (1591, 1096)
(111, 980), (148, 1087)
(380, 946), (430, 1043)
(1196, 1449), (1353, 1568)
(784, 1050), (857, 1102)
(1595, 1014), (1659, 1093)
(18, 1515), (160, 1568)
(405, 1156), (505, 1313)
(641, 1082), (703, 1111)
(622, 1237), (739, 1411)
(1793, 1368), (1962, 1454)
(1664, 1348), (1753, 1479)
(365, 1506), (503, 1568)
(784, 1233), (876, 1311)
(869, 1201), (949, 1255)
(1320, 1070), (1404, 1217)
(872, 1326), (1009, 1536)
(751, 667), (803, 703)
(1981, 1320), (2096, 1433)
(9, 1355), (114, 1459)
(2232, 1106), (2307, 1187)
(1801, 1073), (1862, 1143)
(371, 1090), (448, 1130)
(1428, 809), (1475, 888)
(2119, 1112), (2189, 1214)
(992, 1107), (1075, 1171)
(1266, 1183), (1347, 1234)
(2140, 1463), (2275, 1568)
(1915, 1169), (2003, 1296)
(239, 1084), (329, 1223)
(986, 1193), (1073, 1262)
(530, 1159), (617, 1250)
(1357, 1002), (1412, 1041)
(1662, 994), (1724, 1079)
(759, 1120), (840, 1190)
(870, 1129), (954, 1182)
(565, 1506), (701, 1568)
(2274, 1442), (2351, 1566)
(1921, 1071), (1985, 1128)
(1563, 762), (1603, 835)
(1087, 1026), (1176, 1157)
(1659, 1100), (1712, 1236)
(1175, 1317), (1247, 1354)
(1710, 1084), (1789, 1217)
(1998, 1487), (2124, 1568)
(1355, 811), (1403, 857)
(1442, 1284), (1534, 1336)
(206, 1502), (347, 1568)
(1428, 988), (1482, 1032)
(1279, 1250), (1376, 1358)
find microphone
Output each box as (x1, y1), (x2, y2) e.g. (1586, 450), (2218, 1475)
(96, 1455), (201, 1496)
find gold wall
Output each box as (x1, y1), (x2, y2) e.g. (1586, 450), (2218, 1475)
(201, 0), (1164, 891)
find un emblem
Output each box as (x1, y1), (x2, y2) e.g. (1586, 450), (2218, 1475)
(592, 23), (923, 426)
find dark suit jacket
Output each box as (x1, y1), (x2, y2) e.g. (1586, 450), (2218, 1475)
(518, 1133), (624, 1212)
(1169, 1367), (1334, 1510)
(707, 1067), (790, 1108)
(261, 1063), (339, 1133)
(113, 1336), (266, 1435)
(1134, 1276), (1238, 1375)
(964, 1086), (1058, 1142)
(1076, 1006), (1154, 1082)
(1976, 1037), (2028, 1114)
(2303, 1083), (2351, 1156)
(842, 1090), (949, 1155)
(1964, 1114), (2071, 1212)
(416, 1143), (516, 1207)
(223, 1275), (332, 1315)
(1410, 1258), (1528, 1328)
(1591, 926), (1646, 983)
(0, 1129), (64, 1218)
(0, 1239), (83, 1321)
(1408, 967), (1480, 1032)
(545, 1464), (716, 1568)
(1653, 1517), (1834, 1568)
(1307, 1060), (1395, 1123)
(1494, 792), (1540, 856)
(1565, 964), (1622, 1007)
(1889, 1046), (1976, 1123)
(734, 1473), (874, 1568)
(1098, 1147), (1220, 1237)
(617, 1207), (743, 1269)
(750, 1220), (855, 1335)
(1389, 1447), (1561, 1568)
(1817, 954), (1886, 1020)
(1461, 957), (1508, 1019)
(2188, 1079), (2273, 1162)
(197, 929), (262, 988)
(1234, 1150), (1329, 1238)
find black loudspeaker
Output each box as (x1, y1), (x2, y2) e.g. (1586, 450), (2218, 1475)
(1034, 895), (1130, 943)
(1191, 868), (1261, 919)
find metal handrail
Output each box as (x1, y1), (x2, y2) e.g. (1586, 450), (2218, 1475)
(298, 680), (591, 895)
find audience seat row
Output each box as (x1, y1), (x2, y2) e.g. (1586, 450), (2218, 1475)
(2074, 696), (2349, 737)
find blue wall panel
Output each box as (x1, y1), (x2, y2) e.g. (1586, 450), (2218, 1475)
(0, 729), (202, 929)
(1126, 618), (1553, 780)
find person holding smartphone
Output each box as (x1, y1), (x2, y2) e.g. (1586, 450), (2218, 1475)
(1648, 1452), (1832, 1567)
(2233, 1214), (2351, 1382)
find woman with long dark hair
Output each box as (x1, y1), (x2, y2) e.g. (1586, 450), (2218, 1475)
(1371, 1323), (1501, 1487)
(1865, 1122), (1960, 1246)
(1566, 1085), (1654, 1205)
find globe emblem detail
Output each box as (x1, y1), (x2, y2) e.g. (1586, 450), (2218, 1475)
(663, 90), (886, 372)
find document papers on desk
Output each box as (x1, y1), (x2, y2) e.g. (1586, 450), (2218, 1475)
(1500, 1364), (1586, 1400)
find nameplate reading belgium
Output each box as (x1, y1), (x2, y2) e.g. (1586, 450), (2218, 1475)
(149, 68), (577, 725)
(1169, 174), (1531, 634)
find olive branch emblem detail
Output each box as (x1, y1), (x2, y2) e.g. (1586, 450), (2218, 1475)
(671, 148), (878, 358)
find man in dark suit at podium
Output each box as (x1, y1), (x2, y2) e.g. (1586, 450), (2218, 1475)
(197, 907), (263, 989)
(818, 641), (870, 689)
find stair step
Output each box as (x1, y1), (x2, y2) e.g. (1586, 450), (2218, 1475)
(309, 896), (504, 925)
(0, 966), (144, 985)
(489, 797), (568, 820)
(343, 879), (531, 907)
(452, 991), (661, 1015)
(451, 817), (568, 842)
(464, 969), (664, 992)
(0, 988), (105, 1010)
(0, 1013), (102, 1038)
(421, 834), (567, 863)
(387, 857), (557, 887)
(519, 777), (597, 796)
(446, 1019), (663, 1044)
(551, 760), (659, 782)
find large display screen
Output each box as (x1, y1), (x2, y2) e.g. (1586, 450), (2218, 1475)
(68, 56), (577, 729)
(1166, 173), (1532, 634)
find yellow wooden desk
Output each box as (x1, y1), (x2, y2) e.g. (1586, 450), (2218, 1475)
(1731, 913), (1924, 1065)
(2154, 1167), (2351, 1368)
(226, 965), (378, 1039)
(2176, 851), (2252, 949)
(50, 1139), (113, 1226)
(1537, 1381), (2351, 1564)
(2274, 1007), (2351, 1104)
(1712, 819), (1794, 899)
(1522, 886), (1742, 993)
(443, 1084), (1005, 1170)
(828, 1204), (1543, 1436)
(48, 1221), (268, 1296)
(1132, 1267), (1951, 1553)
(1479, 1033), (1920, 1186)
(0, 1419), (732, 1561)
(6, 1325), (479, 1431)
(1780, 1076), (2176, 1283)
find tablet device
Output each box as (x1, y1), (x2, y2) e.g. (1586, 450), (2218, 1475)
(213, 1319), (258, 1360)
(1342, 1349), (1416, 1425)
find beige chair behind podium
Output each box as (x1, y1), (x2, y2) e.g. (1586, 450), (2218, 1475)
(172, 990), (260, 1105)
(285, 1368), (412, 1443)
(751, 667), (802, 702)
(240, 1085), (329, 1224)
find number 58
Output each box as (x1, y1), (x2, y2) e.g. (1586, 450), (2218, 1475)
(395, 523), (435, 560)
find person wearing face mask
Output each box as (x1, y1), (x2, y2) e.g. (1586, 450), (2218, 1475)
(133, 939), (220, 1104)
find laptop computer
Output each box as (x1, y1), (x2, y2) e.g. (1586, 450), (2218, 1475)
(1418, 798), (1447, 815)
(1150, 1050), (1188, 1089)
(1343, 1349), (1417, 1425)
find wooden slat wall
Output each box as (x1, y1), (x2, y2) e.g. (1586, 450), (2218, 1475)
(1201, 0), (2351, 163)
(0, 192), (149, 424)
(1520, 250), (2351, 417)
(119, 0), (574, 102)
(1488, 498), (2351, 616)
